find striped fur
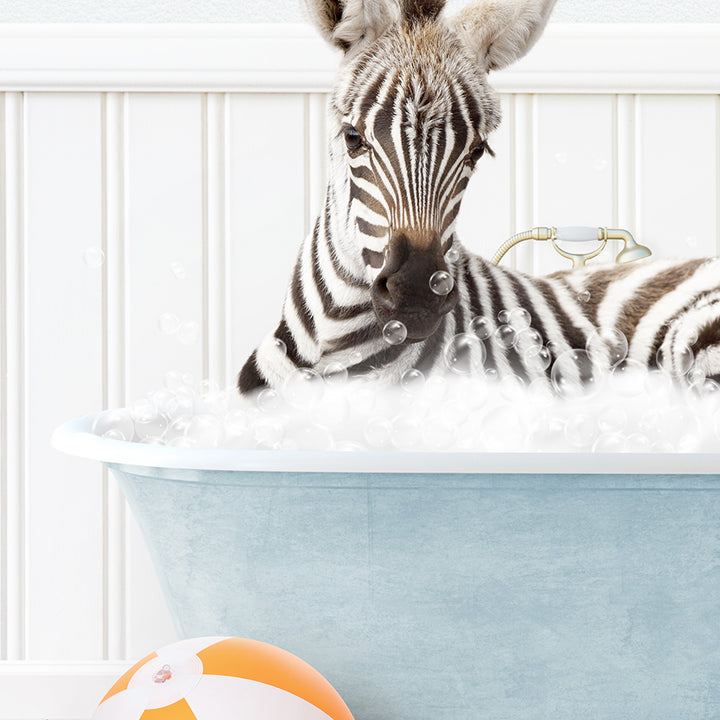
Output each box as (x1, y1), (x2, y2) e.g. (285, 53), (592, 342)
(238, 0), (720, 394)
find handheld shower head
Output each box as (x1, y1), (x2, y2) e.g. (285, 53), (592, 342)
(612, 229), (652, 264)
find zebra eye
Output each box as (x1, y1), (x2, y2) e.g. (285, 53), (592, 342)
(466, 140), (493, 167)
(343, 124), (364, 153)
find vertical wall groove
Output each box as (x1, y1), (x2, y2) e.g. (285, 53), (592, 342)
(103, 91), (127, 661)
(616, 94), (636, 234)
(2, 91), (26, 661)
(513, 93), (535, 272)
(716, 93), (720, 256)
(0, 92), (6, 662)
(204, 92), (227, 387)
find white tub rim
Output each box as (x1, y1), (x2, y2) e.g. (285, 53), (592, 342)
(51, 412), (720, 475)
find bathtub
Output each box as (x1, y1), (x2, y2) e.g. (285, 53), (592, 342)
(53, 413), (720, 720)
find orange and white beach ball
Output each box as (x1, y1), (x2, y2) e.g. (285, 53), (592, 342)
(93, 636), (355, 720)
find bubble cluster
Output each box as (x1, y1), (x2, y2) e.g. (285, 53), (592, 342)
(92, 331), (720, 453)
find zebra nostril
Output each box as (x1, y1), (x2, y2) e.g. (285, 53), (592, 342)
(373, 276), (395, 311)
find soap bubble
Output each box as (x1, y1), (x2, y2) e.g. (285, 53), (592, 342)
(445, 245), (460, 263)
(577, 290), (591, 304)
(272, 337), (288, 356)
(564, 413), (597, 449)
(159, 313), (181, 335)
(185, 414), (225, 447)
(609, 358), (647, 396)
(84, 247), (105, 268)
(598, 405), (628, 434)
(444, 333), (486, 376)
(421, 414), (455, 450)
(130, 397), (157, 424)
(551, 349), (597, 398)
(469, 315), (492, 340)
(429, 270), (454, 296)
(253, 416), (285, 448)
(507, 308), (532, 331)
(178, 320), (200, 345)
(499, 375), (526, 402)
(170, 261), (187, 280)
(497, 309), (510, 324)
(390, 415), (421, 450)
(525, 345), (552, 372)
(283, 368), (324, 409)
(92, 409), (134, 441)
(322, 362), (349, 382)
(516, 327), (543, 352)
(294, 423), (334, 451)
(134, 414), (168, 442)
(364, 416), (393, 448)
(586, 329), (628, 366)
(592, 433), (625, 453)
(224, 409), (250, 439)
(656, 345), (694, 376)
(494, 324), (518, 350)
(400, 368), (425, 393)
(383, 320), (408, 345)
(257, 388), (282, 413)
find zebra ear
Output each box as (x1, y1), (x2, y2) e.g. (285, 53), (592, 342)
(302, 0), (402, 53)
(449, 0), (557, 72)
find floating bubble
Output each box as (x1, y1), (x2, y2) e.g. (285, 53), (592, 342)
(272, 337), (288, 356)
(586, 328), (628, 366)
(322, 362), (349, 382)
(383, 320), (408, 345)
(656, 344), (695, 376)
(170, 261), (187, 280)
(445, 245), (460, 263)
(497, 309), (510, 324)
(390, 415), (421, 450)
(282, 368), (325, 409)
(507, 308), (532, 331)
(494, 324), (518, 350)
(444, 333), (486, 376)
(622, 433), (653, 453)
(224, 409), (250, 438)
(499, 375), (526, 402)
(525, 345), (552, 372)
(577, 290), (591, 304)
(516, 327), (543, 352)
(92, 409), (134, 442)
(429, 270), (454, 296)
(469, 315), (492, 340)
(294, 422), (334, 451)
(550, 348), (597, 398)
(177, 320), (200, 345)
(257, 388), (282, 413)
(159, 313), (181, 335)
(84, 247), (105, 268)
(400, 368), (425, 393)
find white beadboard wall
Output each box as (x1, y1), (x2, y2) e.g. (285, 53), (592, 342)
(0, 23), (719, 719)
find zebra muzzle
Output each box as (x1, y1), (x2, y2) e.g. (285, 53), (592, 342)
(371, 231), (458, 342)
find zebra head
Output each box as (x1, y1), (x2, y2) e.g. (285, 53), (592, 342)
(305, 0), (556, 342)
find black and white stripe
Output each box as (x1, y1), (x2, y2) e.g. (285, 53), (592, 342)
(238, 1), (720, 394)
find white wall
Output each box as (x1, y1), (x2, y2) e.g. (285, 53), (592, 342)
(0, 21), (719, 720)
(0, 0), (720, 23)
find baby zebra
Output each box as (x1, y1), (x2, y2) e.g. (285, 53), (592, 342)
(238, 0), (720, 394)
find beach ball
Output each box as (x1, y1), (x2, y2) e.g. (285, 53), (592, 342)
(93, 636), (354, 720)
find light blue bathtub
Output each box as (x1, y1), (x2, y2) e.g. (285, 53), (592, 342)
(53, 413), (720, 720)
